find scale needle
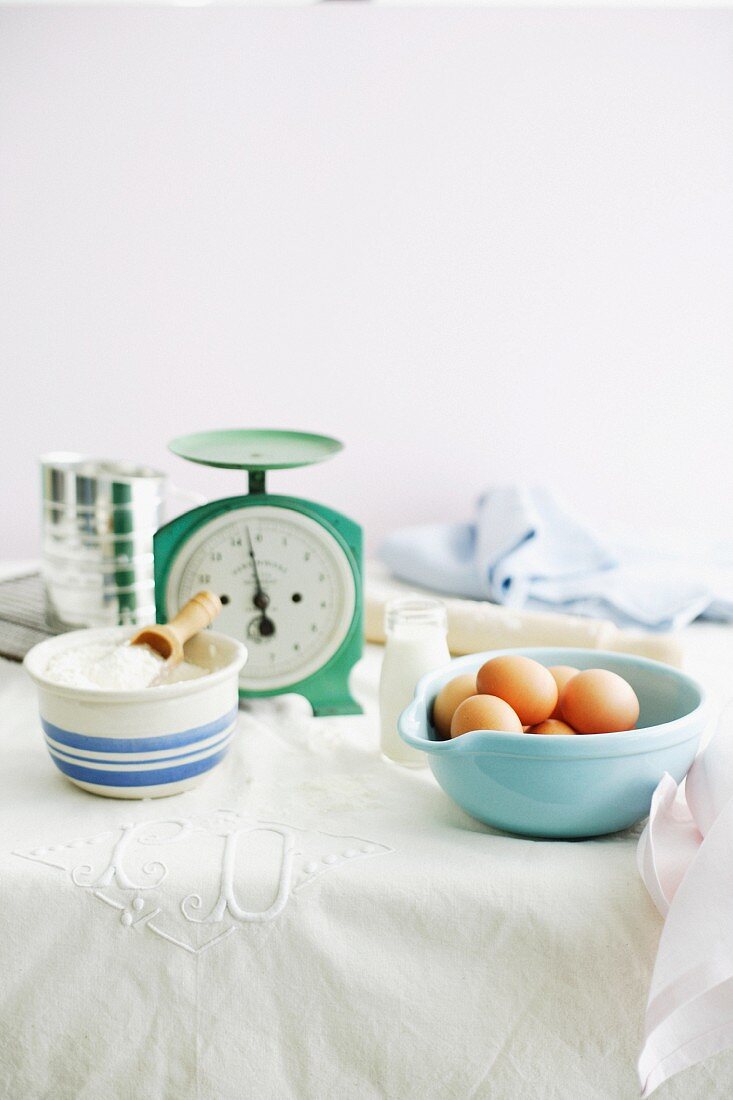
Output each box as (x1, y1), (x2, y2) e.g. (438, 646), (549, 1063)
(246, 527), (276, 637)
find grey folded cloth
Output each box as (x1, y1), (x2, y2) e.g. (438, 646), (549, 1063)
(0, 571), (57, 662)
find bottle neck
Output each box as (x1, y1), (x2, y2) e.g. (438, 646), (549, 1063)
(385, 597), (447, 638)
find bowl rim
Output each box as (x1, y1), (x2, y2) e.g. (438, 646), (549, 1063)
(399, 647), (708, 760)
(23, 626), (247, 704)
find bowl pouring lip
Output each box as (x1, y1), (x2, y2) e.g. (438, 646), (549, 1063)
(24, 626), (247, 704)
(400, 647), (707, 760)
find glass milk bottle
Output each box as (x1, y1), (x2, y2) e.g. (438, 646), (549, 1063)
(379, 597), (450, 766)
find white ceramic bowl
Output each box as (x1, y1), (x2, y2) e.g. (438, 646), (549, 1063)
(24, 627), (247, 799)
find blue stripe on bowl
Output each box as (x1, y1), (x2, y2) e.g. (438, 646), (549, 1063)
(49, 745), (232, 787)
(45, 726), (235, 769)
(40, 705), (239, 753)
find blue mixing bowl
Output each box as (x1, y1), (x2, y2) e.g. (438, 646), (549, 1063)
(398, 648), (707, 838)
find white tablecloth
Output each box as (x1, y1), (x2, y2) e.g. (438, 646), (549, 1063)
(2, 632), (733, 1100)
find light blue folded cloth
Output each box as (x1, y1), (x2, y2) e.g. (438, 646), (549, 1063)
(380, 486), (733, 632)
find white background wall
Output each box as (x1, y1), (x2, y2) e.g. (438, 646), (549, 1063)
(1, 7), (732, 558)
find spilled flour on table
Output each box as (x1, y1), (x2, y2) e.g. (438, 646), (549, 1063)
(294, 772), (383, 813)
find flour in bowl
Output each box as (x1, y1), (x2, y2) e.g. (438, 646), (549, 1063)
(44, 641), (207, 691)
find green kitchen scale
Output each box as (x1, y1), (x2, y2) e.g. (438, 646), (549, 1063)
(154, 430), (363, 715)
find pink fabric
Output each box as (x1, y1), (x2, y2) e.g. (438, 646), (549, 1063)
(637, 707), (733, 1095)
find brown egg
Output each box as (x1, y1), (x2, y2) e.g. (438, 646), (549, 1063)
(560, 669), (640, 734)
(432, 674), (477, 739)
(476, 655), (558, 726)
(451, 694), (523, 738)
(547, 666), (579, 720)
(528, 719), (576, 736)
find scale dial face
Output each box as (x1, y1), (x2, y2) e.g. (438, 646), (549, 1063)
(165, 505), (356, 692)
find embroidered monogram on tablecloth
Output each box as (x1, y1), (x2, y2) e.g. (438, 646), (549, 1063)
(14, 810), (393, 955)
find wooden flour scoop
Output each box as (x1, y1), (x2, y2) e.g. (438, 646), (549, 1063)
(130, 591), (223, 668)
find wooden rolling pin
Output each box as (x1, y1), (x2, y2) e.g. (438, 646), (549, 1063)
(130, 591), (222, 666)
(365, 564), (683, 667)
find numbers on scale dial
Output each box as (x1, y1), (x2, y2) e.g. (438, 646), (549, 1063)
(173, 509), (354, 690)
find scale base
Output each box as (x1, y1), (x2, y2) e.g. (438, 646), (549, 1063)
(238, 609), (363, 712)
(312, 698), (363, 718)
(239, 676), (363, 718)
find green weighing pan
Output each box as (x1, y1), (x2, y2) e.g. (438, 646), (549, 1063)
(168, 429), (343, 493)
